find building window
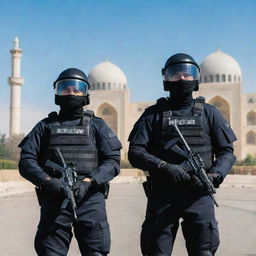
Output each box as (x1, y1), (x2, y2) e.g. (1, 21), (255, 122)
(238, 76), (240, 82)
(216, 74), (220, 82)
(247, 111), (256, 125)
(234, 75), (237, 82)
(102, 82), (106, 90)
(248, 98), (254, 103)
(108, 82), (111, 89)
(246, 131), (256, 144)
(210, 75), (213, 82)
(222, 74), (226, 82)
(97, 83), (100, 89)
(204, 76), (208, 83)
(228, 74), (231, 82)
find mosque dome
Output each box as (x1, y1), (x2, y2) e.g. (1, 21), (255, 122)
(200, 49), (242, 84)
(88, 60), (127, 90)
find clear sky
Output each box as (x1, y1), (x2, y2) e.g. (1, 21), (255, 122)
(0, 0), (255, 134)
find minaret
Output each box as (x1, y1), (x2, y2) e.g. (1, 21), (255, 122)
(8, 37), (24, 136)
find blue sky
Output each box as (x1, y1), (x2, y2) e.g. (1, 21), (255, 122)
(0, 0), (255, 134)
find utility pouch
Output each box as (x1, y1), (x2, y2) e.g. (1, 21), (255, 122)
(99, 183), (110, 199)
(35, 186), (44, 206)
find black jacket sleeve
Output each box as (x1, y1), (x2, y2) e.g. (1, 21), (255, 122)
(206, 105), (237, 178)
(88, 118), (122, 185)
(18, 119), (50, 186)
(128, 107), (163, 173)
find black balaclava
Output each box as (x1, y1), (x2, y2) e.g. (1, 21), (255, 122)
(55, 95), (87, 120)
(164, 80), (197, 109)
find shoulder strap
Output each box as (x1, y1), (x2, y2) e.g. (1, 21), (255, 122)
(48, 111), (60, 126)
(82, 110), (94, 126)
(156, 97), (172, 127)
(193, 96), (205, 116)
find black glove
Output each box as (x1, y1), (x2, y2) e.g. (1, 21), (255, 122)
(42, 177), (66, 197)
(207, 172), (223, 188)
(189, 175), (205, 191)
(159, 162), (191, 183)
(73, 180), (93, 203)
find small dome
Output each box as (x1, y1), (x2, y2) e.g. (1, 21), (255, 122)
(88, 60), (127, 90)
(200, 49), (242, 83)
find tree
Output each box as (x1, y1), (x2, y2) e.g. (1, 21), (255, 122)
(236, 154), (256, 166)
(5, 134), (25, 162)
(0, 133), (10, 159)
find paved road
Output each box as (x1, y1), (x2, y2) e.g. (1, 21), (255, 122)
(0, 184), (255, 256)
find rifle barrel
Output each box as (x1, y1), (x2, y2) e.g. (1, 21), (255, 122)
(173, 123), (191, 153)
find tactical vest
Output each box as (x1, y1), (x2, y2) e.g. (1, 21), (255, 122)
(47, 110), (98, 175)
(157, 96), (213, 170)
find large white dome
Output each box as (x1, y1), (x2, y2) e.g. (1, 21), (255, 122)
(200, 49), (242, 84)
(88, 60), (127, 90)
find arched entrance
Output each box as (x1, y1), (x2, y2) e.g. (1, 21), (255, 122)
(246, 131), (256, 144)
(247, 111), (256, 125)
(209, 96), (231, 122)
(97, 103), (118, 135)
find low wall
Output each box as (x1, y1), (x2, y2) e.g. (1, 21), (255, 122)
(0, 166), (256, 182)
(0, 169), (144, 182)
(0, 169), (25, 182)
(231, 166), (256, 175)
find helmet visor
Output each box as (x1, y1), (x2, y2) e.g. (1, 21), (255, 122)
(163, 63), (200, 82)
(55, 79), (90, 96)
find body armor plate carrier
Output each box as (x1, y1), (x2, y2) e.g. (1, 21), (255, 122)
(47, 110), (98, 175)
(158, 96), (213, 170)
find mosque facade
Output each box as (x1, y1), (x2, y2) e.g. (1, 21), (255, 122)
(7, 37), (256, 160)
(88, 50), (256, 160)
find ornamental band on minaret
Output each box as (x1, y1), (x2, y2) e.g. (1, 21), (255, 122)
(8, 37), (24, 136)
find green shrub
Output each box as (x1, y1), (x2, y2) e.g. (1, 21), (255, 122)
(235, 154), (256, 166)
(0, 159), (17, 169)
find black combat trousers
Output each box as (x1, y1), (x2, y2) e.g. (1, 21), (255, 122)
(35, 190), (110, 256)
(141, 183), (220, 256)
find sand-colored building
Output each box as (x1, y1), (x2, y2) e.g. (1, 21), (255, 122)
(88, 49), (256, 160)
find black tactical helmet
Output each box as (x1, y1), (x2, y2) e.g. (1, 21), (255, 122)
(162, 53), (200, 74)
(53, 68), (89, 88)
(162, 53), (200, 91)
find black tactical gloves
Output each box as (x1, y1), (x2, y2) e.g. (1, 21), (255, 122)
(73, 180), (95, 203)
(42, 177), (66, 197)
(207, 172), (224, 188)
(189, 175), (205, 190)
(189, 172), (224, 191)
(159, 162), (191, 183)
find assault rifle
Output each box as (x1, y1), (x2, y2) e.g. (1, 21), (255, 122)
(45, 147), (78, 219)
(166, 123), (219, 207)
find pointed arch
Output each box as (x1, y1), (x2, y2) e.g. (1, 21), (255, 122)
(209, 96), (230, 122)
(246, 131), (256, 144)
(247, 111), (256, 125)
(97, 103), (118, 135)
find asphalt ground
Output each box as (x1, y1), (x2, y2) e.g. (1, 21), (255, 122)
(0, 184), (255, 256)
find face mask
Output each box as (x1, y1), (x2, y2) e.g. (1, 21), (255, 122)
(164, 80), (198, 97)
(55, 95), (87, 110)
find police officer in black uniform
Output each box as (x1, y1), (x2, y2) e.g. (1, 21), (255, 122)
(128, 54), (237, 256)
(18, 68), (122, 256)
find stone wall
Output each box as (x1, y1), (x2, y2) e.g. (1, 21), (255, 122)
(0, 167), (256, 182)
